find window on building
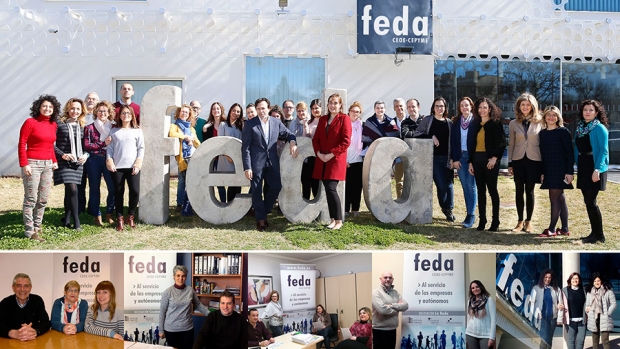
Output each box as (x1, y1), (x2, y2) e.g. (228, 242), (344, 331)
(245, 56), (325, 108)
(114, 79), (183, 107)
(554, 0), (620, 12)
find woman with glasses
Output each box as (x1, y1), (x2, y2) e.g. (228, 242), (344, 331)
(414, 96), (454, 222)
(106, 106), (145, 231)
(334, 307), (372, 349)
(51, 280), (89, 335)
(83, 100), (116, 226)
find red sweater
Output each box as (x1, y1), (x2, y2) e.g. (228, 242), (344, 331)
(18, 115), (58, 167)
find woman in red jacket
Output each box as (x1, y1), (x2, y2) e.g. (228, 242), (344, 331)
(312, 93), (352, 230)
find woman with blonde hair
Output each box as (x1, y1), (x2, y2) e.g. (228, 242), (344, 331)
(169, 104), (200, 214)
(508, 93), (543, 233)
(85, 281), (123, 340)
(83, 100), (116, 226)
(51, 280), (89, 335)
(263, 290), (284, 336)
(312, 93), (352, 230)
(538, 106), (573, 236)
(54, 98), (88, 231)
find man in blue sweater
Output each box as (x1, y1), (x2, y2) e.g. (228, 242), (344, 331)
(0, 273), (50, 341)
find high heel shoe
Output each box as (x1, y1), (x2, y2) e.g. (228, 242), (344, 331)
(476, 218), (487, 231)
(523, 220), (534, 233)
(116, 216), (124, 231)
(488, 218), (500, 232)
(511, 221), (524, 232)
(127, 215), (136, 229)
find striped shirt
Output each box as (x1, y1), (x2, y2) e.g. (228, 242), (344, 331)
(84, 306), (124, 338)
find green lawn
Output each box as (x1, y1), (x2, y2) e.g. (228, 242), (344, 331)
(0, 176), (618, 250)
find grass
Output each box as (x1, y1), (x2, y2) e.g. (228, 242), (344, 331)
(0, 175), (618, 251)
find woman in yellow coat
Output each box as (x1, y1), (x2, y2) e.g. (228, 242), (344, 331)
(169, 104), (201, 215)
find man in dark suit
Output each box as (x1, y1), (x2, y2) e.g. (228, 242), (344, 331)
(242, 97), (298, 231)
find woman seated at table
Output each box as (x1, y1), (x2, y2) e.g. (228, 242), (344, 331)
(85, 280), (124, 340)
(335, 307), (372, 349)
(51, 280), (89, 335)
(312, 304), (332, 347)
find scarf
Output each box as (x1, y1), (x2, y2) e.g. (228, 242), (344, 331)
(468, 294), (488, 318)
(62, 298), (81, 325)
(351, 119), (363, 152)
(94, 118), (112, 140)
(576, 119), (600, 138)
(66, 118), (83, 161)
(522, 119), (530, 140)
(460, 114), (472, 130)
(591, 287), (604, 318)
(174, 283), (186, 290)
(175, 119), (194, 158)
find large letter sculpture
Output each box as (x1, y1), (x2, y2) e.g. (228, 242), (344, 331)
(186, 137), (252, 224)
(278, 137), (343, 224)
(139, 85), (181, 225)
(362, 137), (433, 224)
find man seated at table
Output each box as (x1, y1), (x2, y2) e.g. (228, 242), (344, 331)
(0, 273), (51, 341)
(248, 308), (275, 347)
(193, 290), (247, 349)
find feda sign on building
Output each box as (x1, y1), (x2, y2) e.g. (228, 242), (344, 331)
(357, 0), (432, 54)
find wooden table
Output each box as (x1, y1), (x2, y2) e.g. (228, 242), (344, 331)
(261, 333), (323, 349)
(0, 330), (123, 349)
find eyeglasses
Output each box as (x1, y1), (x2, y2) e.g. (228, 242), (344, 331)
(66, 289), (79, 293)
(121, 112), (132, 115)
(192, 107), (201, 110)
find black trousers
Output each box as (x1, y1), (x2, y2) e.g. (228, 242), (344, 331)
(473, 153), (500, 220)
(301, 159), (319, 200)
(373, 328), (396, 349)
(323, 179), (342, 220)
(345, 162), (363, 212)
(112, 168), (140, 217)
(164, 329), (194, 349)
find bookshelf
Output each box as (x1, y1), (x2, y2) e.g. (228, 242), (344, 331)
(191, 253), (245, 314)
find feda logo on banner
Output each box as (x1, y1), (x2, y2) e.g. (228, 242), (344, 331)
(357, 0), (433, 55)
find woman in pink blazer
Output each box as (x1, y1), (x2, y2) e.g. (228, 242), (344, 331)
(312, 93), (352, 230)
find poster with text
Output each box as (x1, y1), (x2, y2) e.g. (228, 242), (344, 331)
(52, 253), (111, 306)
(401, 252), (466, 345)
(280, 264), (316, 312)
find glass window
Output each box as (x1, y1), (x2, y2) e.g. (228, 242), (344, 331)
(246, 56), (325, 108)
(554, 0), (620, 12)
(114, 79), (183, 107)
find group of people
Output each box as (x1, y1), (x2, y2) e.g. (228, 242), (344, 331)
(18, 84), (144, 240)
(534, 269), (616, 349)
(0, 273), (123, 342)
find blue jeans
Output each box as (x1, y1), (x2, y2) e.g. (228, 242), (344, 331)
(85, 155), (115, 217)
(270, 325), (283, 337)
(564, 321), (585, 349)
(539, 317), (556, 349)
(456, 151), (477, 215)
(177, 169), (187, 206)
(317, 327), (332, 348)
(432, 155), (454, 211)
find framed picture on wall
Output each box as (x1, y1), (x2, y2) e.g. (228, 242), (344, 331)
(248, 275), (272, 308)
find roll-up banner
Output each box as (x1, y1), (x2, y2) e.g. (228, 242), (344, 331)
(280, 264), (316, 312)
(53, 253), (111, 306)
(401, 253), (466, 349)
(124, 252), (176, 345)
(357, 0), (433, 55)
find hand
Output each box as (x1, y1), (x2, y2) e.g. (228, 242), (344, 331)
(565, 174), (574, 183)
(468, 163), (474, 176)
(432, 135), (439, 147)
(592, 170), (600, 182)
(487, 157), (497, 170)
(63, 324), (77, 335)
(586, 306), (590, 313)
(18, 323), (37, 341)
(77, 155), (88, 165)
(184, 135), (194, 142)
(106, 159), (116, 172)
(203, 122), (213, 132)
(62, 153), (76, 162)
(132, 165), (140, 175)
(160, 333), (165, 338)
(290, 142), (299, 159)
(488, 339), (495, 349)
(245, 169), (253, 181)
(541, 175), (544, 182)
(22, 165), (32, 176)
(225, 156), (233, 164)
(113, 333), (124, 341)
(508, 166), (513, 175)
(269, 338), (275, 343)
(52, 163), (58, 170)
(350, 336), (357, 341)
(260, 340), (270, 347)
(453, 161), (461, 170)
(557, 303), (564, 310)
(105, 136), (112, 145)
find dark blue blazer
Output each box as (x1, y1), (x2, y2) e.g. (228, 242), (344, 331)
(450, 117), (478, 162)
(241, 116), (296, 173)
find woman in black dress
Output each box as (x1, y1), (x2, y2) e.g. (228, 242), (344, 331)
(575, 100), (609, 244)
(54, 98), (88, 230)
(538, 106), (573, 237)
